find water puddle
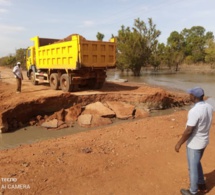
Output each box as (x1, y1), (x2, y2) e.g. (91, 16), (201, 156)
(0, 106), (189, 150)
(0, 124), (88, 150)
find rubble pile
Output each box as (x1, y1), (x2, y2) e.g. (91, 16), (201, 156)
(30, 101), (149, 130)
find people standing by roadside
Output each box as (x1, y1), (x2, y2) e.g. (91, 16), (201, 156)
(13, 62), (23, 93)
(175, 87), (214, 195)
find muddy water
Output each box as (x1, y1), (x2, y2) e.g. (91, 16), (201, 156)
(0, 125), (87, 150)
(0, 117), (150, 150)
(110, 71), (215, 107)
(1, 71), (214, 150)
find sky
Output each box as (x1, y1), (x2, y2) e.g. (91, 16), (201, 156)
(0, 0), (215, 57)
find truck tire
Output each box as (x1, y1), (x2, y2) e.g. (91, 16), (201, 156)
(30, 72), (38, 85)
(60, 74), (71, 92)
(50, 73), (59, 90)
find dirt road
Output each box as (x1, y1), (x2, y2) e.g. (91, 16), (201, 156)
(0, 66), (214, 195)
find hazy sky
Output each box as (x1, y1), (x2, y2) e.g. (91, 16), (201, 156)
(0, 0), (215, 57)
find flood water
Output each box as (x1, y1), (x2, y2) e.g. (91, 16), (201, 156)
(1, 70), (215, 150)
(110, 70), (215, 107)
(111, 71), (215, 98)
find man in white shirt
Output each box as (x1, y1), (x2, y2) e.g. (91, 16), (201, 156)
(13, 62), (23, 93)
(175, 87), (214, 195)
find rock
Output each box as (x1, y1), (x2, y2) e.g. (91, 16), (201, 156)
(78, 114), (92, 127)
(41, 119), (58, 128)
(106, 101), (135, 119)
(57, 120), (69, 129)
(57, 120), (64, 127)
(65, 104), (82, 122)
(91, 114), (112, 127)
(57, 122), (69, 129)
(135, 108), (149, 118)
(56, 109), (65, 121)
(82, 102), (115, 117)
(82, 147), (92, 153)
(36, 115), (43, 120)
(48, 109), (65, 121)
(29, 120), (36, 126)
(22, 162), (30, 167)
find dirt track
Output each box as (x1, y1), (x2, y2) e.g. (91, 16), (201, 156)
(0, 66), (215, 195)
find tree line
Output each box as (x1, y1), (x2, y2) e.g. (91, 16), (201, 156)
(1, 18), (215, 76)
(114, 18), (215, 76)
(0, 48), (26, 68)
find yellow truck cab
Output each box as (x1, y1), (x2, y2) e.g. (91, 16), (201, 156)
(26, 34), (116, 92)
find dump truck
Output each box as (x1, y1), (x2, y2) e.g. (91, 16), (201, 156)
(26, 34), (116, 92)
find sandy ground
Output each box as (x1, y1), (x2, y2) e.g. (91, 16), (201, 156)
(0, 66), (215, 195)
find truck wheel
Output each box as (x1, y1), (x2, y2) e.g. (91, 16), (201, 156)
(50, 73), (59, 90)
(30, 72), (38, 85)
(60, 74), (71, 92)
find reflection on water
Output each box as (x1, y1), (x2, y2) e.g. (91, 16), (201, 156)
(1, 71), (215, 150)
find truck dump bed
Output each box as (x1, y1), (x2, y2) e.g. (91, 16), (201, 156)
(31, 34), (116, 70)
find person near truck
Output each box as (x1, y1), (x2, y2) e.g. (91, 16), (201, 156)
(175, 87), (214, 195)
(13, 61), (23, 93)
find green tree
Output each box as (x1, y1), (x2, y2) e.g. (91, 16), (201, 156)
(16, 48), (26, 68)
(181, 26), (214, 63)
(116, 18), (161, 76)
(5, 55), (16, 67)
(0, 56), (8, 66)
(96, 32), (104, 41)
(156, 43), (173, 69)
(149, 53), (160, 71)
(167, 31), (185, 71)
(0, 48), (26, 68)
(205, 39), (215, 67)
(167, 31), (184, 51)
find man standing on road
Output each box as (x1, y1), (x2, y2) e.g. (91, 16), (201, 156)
(13, 61), (23, 93)
(175, 87), (214, 195)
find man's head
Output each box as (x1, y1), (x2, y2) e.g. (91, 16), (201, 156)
(17, 62), (21, 66)
(187, 87), (204, 102)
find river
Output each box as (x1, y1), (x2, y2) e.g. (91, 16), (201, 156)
(0, 71), (214, 150)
